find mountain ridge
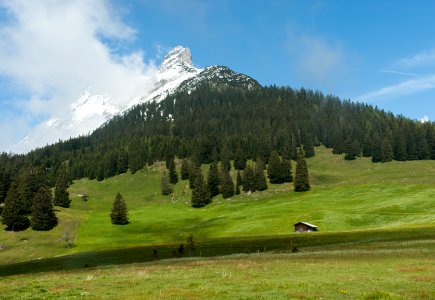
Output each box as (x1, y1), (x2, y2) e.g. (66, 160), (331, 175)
(18, 46), (257, 153)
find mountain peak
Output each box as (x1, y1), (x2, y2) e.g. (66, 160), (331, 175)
(17, 46), (260, 152)
(160, 46), (193, 70)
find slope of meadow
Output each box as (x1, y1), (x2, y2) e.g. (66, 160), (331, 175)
(0, 147), (434, 267)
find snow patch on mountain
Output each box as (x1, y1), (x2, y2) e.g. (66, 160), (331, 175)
(18, 46), (201, 152)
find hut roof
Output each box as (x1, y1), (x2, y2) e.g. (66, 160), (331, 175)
(294, 221), (318, 228)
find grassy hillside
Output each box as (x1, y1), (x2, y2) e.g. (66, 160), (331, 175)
(0, 146), (434, 266)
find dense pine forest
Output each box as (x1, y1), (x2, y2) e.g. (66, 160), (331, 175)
(1, 84), (435, 207)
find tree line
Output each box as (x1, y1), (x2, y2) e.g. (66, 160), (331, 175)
(1, 84), (434, 209)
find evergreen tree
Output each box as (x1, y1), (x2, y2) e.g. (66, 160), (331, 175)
(380, 138), (393, 163)
(294, 148), (310, 192)
(235, 171), (242, 195)
(332, 136), (345, 155)
(1, 181), (30, 231)
(165, 150), (174, 169)
(191, 169), (211, 208)
(281, 159), (293, 183)
(394, 134), (407, 161)
(117, 151), (129, 174)
(220, 170), (235, 198)
(371, 134), (382, 163)
(254, 158), (268, 191)
(344, 139), (359, 160)
(168, 159), (178, 184)
(18, 167), (46, 214)
(207, 162), (220, 198)
(180, 159), (190, 180)
(0, 167), (11, 204)
(161, 172), (173, 195)
(233, 147), (247, 170)
(31, 187), (58, 231)
(110, 193), (129, 225)
(220, 145), (231, 171)
(362, 134), (374, 157)
(96, 165), (105, 181)
(267, 150), (284, 184)
(243, 164), (256, 192)
(303, 134), (315, 158)
(189, 164), (199, 189)
(53, 169), (71, 208)
(128, 148), (144, 174)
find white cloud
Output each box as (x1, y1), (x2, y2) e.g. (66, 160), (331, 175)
(286, 29), (344, 85)
(0, 0), (157, 152)
(420, 115), (430, 123)
(396, 49), (435, 68)
(375, 69), (418, 77)
(355, 74), (435, 102)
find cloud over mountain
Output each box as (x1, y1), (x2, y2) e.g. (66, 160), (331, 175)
(0, 0), (156, 151)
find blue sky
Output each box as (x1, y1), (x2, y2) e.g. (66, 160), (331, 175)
(1, 0), (435, 152)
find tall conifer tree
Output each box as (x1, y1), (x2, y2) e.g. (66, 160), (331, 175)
(281, 159), (293, 183)
(267, 150), (283, 184)
(18, 167), (46, 213)
(233, 147), (247, 170)
(1, 181), (30, 231)
(220, 146), (231, 171)
(110, 193), (129, 225)
(168, 159), (178, 184)
(161, 172), (173, 195)
(54, 169), (71, 208)
(180, 159), (190, 180)
(254, 158), (268, 191)
(31, 187), (58, 231)
(242, 164), (255, 192)
(207, 162), (220, 198)
(191, 169), (211, 208)
(294, 148), (310, 192)
(220, 170), (235, 198)
(235, 171), (242, 195)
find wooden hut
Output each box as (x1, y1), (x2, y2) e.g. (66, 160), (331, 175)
(294, 222), (318, 232)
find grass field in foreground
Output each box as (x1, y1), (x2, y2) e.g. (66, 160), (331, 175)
(1, 238), (433, 299)
(0, 146), (434, 266)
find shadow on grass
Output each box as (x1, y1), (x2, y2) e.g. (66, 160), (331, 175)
(1, 226), (433, 277)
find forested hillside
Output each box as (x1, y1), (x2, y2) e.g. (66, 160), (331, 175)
(1, 84), (435, 201)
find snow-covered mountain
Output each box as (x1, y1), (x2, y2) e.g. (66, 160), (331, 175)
(18, 46), (259, 152)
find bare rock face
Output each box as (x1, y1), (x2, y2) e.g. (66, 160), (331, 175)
(160, 46), (194, 70)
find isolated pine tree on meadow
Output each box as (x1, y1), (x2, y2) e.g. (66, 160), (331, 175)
(161, 172), (173, 195)
(110, 193), (129, 225)
(31, 187), (58, 231)
(53, 169), (71, 208)
(294, 148), (310, 192)
(191, 169), (211, 208)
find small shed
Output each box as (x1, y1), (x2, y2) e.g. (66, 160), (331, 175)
(294, 222), (318, 232)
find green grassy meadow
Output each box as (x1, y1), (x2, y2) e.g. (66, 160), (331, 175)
(0, 146), (434, 298)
